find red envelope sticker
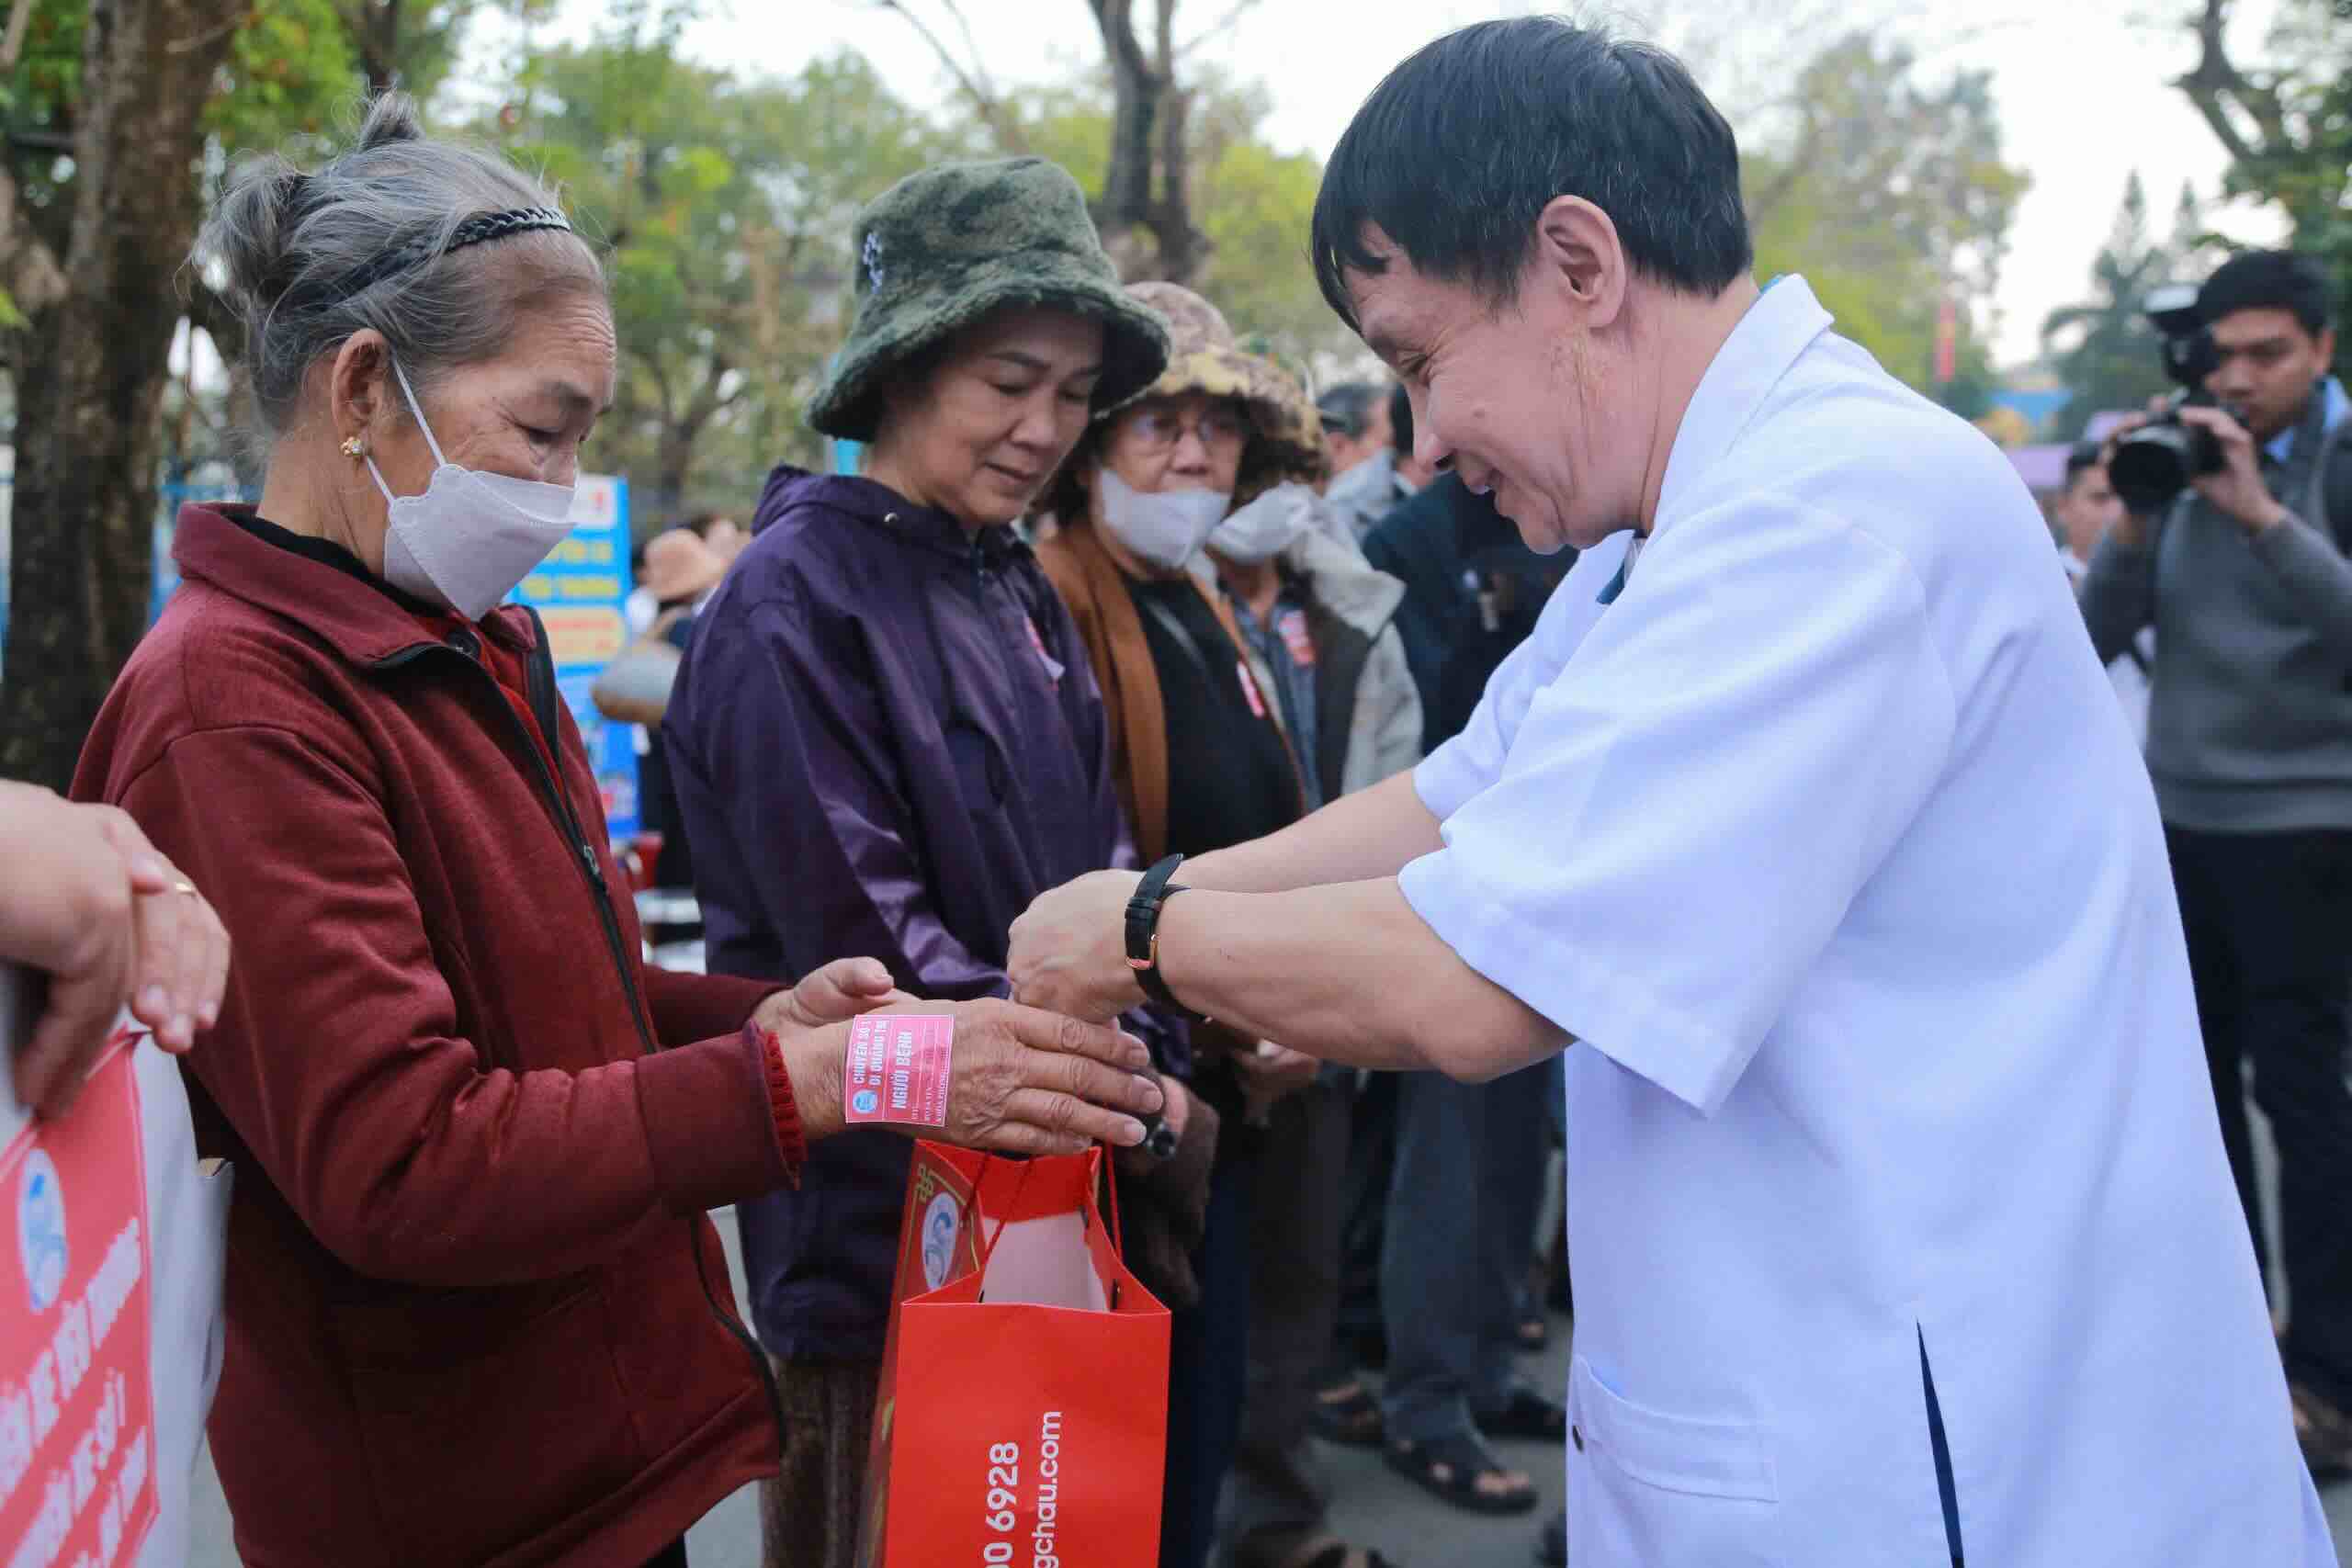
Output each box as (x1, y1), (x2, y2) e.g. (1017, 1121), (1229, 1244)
(1023, 615), (1065, 687)
(844, 1014), (956, 1128)
(1276, 608), (1317, 669)
(1236, 660), (1268, 719)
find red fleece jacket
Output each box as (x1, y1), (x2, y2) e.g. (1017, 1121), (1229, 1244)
(72, 506), (804, 1567)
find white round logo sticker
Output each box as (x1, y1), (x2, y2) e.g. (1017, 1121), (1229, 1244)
(17, 1151), (67, 1314)
(920, 1191), (962, 1292)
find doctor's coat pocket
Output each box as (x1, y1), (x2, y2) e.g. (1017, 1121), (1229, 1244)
(1569, 1356), (1782, 1566)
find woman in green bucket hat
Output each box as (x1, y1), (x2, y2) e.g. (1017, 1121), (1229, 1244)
(662, 157), (1185, 1568)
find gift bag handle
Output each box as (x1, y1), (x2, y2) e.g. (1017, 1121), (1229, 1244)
(965, 1150), (1125, 1303)
(1101, 1150), (1125, 1258)
(969, 1154), (1036, 1300)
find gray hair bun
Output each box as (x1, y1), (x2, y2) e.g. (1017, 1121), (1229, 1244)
(195, 91), (599, 455)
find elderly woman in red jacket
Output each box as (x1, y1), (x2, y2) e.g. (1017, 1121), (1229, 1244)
(69, 96), (1159, 1568)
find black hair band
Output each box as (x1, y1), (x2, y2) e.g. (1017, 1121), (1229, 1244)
(278, 205), (574, 314)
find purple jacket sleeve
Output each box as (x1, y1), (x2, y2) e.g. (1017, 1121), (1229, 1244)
(683, 591), (1009, 1000)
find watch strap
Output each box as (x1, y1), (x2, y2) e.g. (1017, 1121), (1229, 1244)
(1125, 855), (1204, 1020)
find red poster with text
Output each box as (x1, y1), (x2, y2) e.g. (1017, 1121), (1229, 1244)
(0, 1043), (156, 1567)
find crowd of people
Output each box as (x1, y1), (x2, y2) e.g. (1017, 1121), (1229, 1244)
(0, 13), (2346, 1568)
(2064, 246), (2352, 1479)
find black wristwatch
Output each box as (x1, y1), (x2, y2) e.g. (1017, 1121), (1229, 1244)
(1125, 854), (1205, 1021)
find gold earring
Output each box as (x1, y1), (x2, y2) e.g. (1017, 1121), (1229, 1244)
(341, 435), (368, 459)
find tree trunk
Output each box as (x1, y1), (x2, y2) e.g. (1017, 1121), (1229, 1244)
(345, 0), (401, 96)
(0, 0), (247, 792)
(1147, 80), (1205, 284)
(1092, 0), (1162, 255)
(654, 355), (738, 510)
(653, 422), (694, 513)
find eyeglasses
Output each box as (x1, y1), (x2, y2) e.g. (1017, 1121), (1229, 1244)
(1120, 406), (1250, 455)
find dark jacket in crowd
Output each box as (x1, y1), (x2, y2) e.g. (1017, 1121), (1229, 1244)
(665, 467), (1180, 1360)
(1362, 473), (1577, 751)
(2078, 386), (2352, 832)
(635, 605), (704, 894)
(73, 505), (800, 1568)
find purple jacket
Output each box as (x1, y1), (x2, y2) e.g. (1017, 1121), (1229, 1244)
(665, 467), (1179, 1359)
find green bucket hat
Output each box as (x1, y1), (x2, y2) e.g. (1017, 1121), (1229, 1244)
(807, 157), (1173, 444)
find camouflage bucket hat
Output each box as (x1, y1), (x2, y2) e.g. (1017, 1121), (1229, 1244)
(1121, 281), (1325, 487)
(808, 157), (1173, 444)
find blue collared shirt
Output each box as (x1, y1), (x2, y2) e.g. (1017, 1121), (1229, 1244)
(2264, 376), (2350, 465)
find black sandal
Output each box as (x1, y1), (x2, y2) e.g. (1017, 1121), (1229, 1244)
(1383, 1433), (1539, 1516)
(1308, 1378), (1385, 1449)
(1475, 1386), (1568, 1443)
(2291, 1381), (2352, 1479)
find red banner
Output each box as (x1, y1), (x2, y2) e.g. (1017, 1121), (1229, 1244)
(0, 1044), (156, 1568)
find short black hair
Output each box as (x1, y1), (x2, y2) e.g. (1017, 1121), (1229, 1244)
(1311, 17), (1751, 332)
(1317, 380), (1382, 438)
(1388, 380), (1414, 459)
(2198, 250), (2333, 338)
(2064, 440), (2103, 488)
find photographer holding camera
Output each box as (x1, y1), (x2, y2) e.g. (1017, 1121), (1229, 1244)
(2079, 248), (2352, 1476)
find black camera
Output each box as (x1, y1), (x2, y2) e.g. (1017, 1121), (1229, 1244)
(2108, 283), (2227, 515)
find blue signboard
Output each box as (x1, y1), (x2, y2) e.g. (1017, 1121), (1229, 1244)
(512, 474), (640, 842)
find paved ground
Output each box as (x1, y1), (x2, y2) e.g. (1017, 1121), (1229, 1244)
(184, 1198), (2352, 1566)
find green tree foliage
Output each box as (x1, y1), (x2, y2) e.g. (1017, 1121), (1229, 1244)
(499, 6), (944, 513)
(1743, 33), (2028, 405)
(978, 72), (1351, 370)
(2041, 174), (2199, 440)
(207, 2), (365, 156)
(2, 0), (538, 424)
(2177, 0), (2352, 377)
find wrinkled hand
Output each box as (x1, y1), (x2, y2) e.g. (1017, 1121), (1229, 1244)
(780, 998), (1165, 1156)
(1233, 1041), (1318, 1125)
(754, 958), (910, 1033)
(0, 785), (231, 1117)
(1008, 870), (1148, 1023)
(2178, 405), (2289, 536)
(935, 1000), (1164, 1155)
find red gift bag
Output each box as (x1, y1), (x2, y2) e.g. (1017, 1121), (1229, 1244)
(855, 1143), (1170, 1568)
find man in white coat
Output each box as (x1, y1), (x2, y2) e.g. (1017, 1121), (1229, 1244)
(1006, 17), (2336, 1565)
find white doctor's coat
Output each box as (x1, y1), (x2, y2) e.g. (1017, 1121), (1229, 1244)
(1397, 276), (2335, 1566)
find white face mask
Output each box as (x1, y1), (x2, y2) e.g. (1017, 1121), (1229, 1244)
(366, 360), (579, 621)
(1207, 482), (1317, 564)
(1096, 468), (1231, 572)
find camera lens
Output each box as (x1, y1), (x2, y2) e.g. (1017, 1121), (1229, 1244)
(2109, 423), (2194, 514)
(2187, 421), (2226, 479)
